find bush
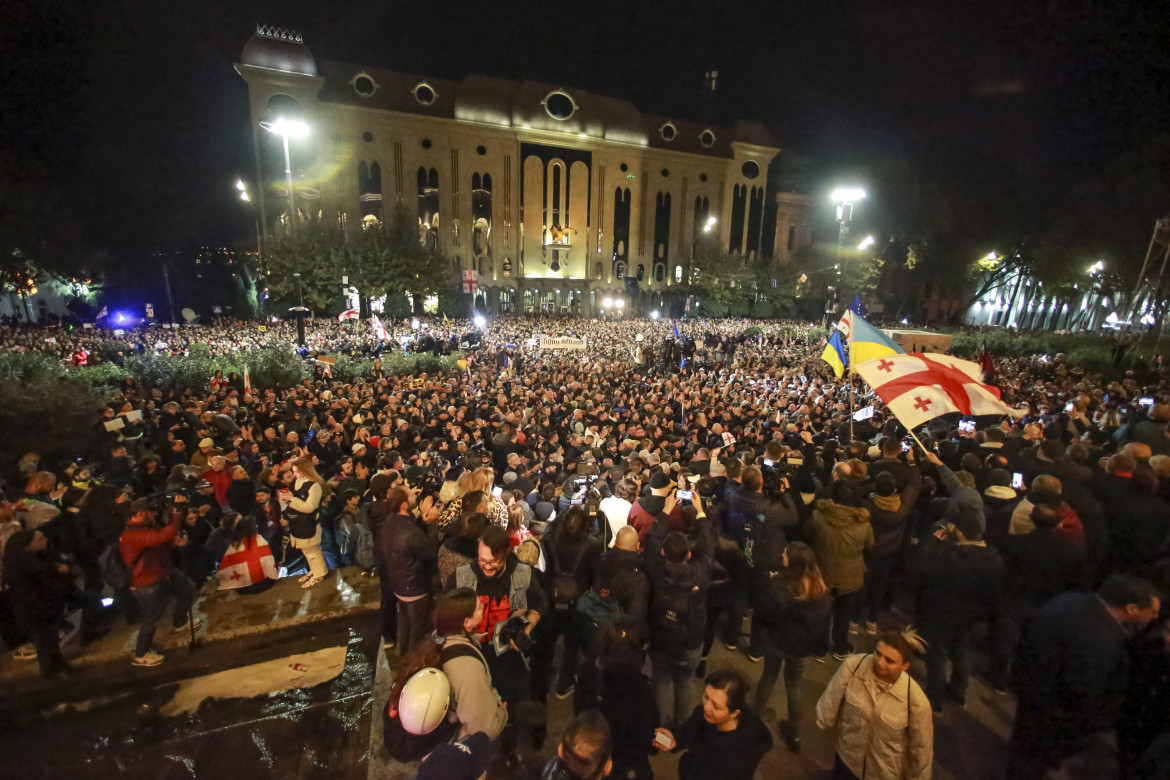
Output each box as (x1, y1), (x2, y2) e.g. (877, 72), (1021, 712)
(0, 353), (107, 469)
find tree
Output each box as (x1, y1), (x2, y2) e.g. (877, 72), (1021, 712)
(687, 239), (756, 316)
(263, 219), (346, 312)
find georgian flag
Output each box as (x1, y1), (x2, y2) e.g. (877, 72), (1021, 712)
(338, 309), (359, 322)
(217, 535), (278, 590)
(854, 352), (1023, 430)
(243, 365), (252, 395)
(371, 314), (390, 341)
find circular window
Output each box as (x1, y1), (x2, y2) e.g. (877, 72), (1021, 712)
(661, 168), (670, 178)
(543, 91), (576, 120)
(412, 82), (436, 106)
(476, 145), (487, 156)
(266, 93), (302, 117)
(659, 123), (677, 141)
(421, 139), (432, 150)
(619, 163), (628, 172)
(361, 132), (373, 143)
(353, 74), (377, 98)
(741, 161), (760, 179)
(699, 173), (708, 182)
(699, 129), (716, 148)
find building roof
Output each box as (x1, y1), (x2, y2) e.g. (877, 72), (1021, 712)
(309, 58), (775, 158)
(240, 26), (317, 76)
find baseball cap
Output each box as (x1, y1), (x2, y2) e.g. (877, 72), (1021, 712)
(198, 438), (214, 448)
(648, 471), (672, 490)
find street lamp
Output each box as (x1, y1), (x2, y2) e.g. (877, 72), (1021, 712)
(828, 187), (866, 325)
(857, 235), (875, 251)
(260, 117), (310, 236)
(234, 178), (267, 317)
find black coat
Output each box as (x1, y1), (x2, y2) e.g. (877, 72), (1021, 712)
(753, 568), (831, 658)
(593, 668), (659, 777)
(379, 512), (438, 599)
(592, 547), (650, 629)
(1014, 592), (1132, 736)
(910, 536), (1004, 626)
(673, 704), (773, 780)
(6, 549), (73, 628)
(1000, 528), (1087, 610)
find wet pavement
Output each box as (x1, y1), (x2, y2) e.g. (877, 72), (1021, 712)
(1, 576), (1022, 780)
(1, 614), (379, 780)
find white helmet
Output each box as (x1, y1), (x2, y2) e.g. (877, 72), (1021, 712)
(398, 667), (451, 735)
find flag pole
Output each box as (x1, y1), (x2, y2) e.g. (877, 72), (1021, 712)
(905, 426), (930, 453)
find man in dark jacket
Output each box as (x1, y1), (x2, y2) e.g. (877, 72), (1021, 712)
(366, 473), (398, 648)
(646, 493), (715, 727)
(378, 486), (440, 652)
(989, 503), (1087, 691)
(910, 500), (1004, 712)
(1008, 574), (1161, 779)
(862, 469), (922, 633)
(722, 465), (799, 656)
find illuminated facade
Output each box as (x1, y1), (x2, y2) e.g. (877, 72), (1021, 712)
(235, 26), (809, 315)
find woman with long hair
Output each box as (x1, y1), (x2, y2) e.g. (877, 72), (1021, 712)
(280, 458), (328, 588)
(384, 587), (507, 757)
(752, 541), (832, 752)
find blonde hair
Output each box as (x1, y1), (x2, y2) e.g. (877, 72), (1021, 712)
(290, 458), (324, 485)
(467, 467), (495, 495)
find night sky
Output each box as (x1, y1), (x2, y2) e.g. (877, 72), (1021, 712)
(3, 0), (1168, 254)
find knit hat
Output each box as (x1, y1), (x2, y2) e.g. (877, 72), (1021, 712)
(198, 438), (214, 448)
(648, 471), (672, 491)
(950, 503), (986, 541)
(369, 473), (394, 497)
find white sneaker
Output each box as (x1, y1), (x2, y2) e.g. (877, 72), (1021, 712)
(172, 618), (203, 634)
(132, 650), (165, 667)
(12, 643), (37, 660)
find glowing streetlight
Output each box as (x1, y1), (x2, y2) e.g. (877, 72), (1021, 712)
(260, 116), (310, 236)
(703, 216), (718, 233)
(473, 315), (486, 329)
(857, 235), (875, 251)
(831, 187), (866, 203)
(602, 297), (614, 308)
(650, 310), (660, 320)
(235, 179), (246, 191)
(827, 187), (865, 327)
(615, 298), (625, 308)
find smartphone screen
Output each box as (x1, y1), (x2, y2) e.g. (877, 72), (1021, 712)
(762, 458), (774, 467)
(1012, 472), (1025, 490)
(1140, 397), (1155, 407)
(902, 440), (911, 452)
(675, 490), (693, 501)
(491, 486), (503, 498)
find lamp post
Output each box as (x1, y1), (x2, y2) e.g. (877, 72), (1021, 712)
(828, 187), (865, 326)
(291, 272), (307, 348)
(260, 117), (309, 237)
(236, 178), (267, 317)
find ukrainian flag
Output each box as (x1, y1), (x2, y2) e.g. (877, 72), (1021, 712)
(821, 330), (847, 378)
(842, 310), (903, 368)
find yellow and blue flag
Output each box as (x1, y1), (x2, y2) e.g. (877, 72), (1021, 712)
(842, 310), (903, 368)
(821, 330), (847, 378)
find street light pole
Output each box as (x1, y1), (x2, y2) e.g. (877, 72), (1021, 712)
(828, 188), (865, 327)
(292, 272), (307, 348)
(260, 117), (309, 237)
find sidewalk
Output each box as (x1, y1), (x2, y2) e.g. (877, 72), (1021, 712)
(0, 567), (381, 689)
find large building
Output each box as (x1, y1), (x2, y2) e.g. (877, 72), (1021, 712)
(235, 26), (812, 316)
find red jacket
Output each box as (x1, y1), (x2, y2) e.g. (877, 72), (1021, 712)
(120, 519), (180, 587)
(203, 468), (232, 507)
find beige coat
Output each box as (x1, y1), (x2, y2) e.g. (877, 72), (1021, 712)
(815, 653), (933, 780)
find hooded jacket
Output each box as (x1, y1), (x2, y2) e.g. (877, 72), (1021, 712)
(810, 499), (874, 593)
(865, 469), (922, 557)
(911, 535), (1004, 625)
(646, 515), (715, 653)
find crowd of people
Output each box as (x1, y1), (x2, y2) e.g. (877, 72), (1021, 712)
(1, 312), (1169, 779)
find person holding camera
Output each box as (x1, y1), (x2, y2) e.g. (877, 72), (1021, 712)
(119, 497), (199, 667)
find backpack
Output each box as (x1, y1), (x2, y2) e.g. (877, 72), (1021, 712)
(99, 540), (132, 590)
(651, 577), (703, 650)
(352, 506), (376, 571)
(576, 587), (624, 656)
(550, 537), (584, 611)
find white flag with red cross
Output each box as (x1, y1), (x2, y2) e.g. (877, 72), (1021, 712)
(216, 535), (278, 590)
(462, 269), (479, 295)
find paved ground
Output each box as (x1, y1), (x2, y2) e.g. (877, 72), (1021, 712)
(1, 567), (1021, 779)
